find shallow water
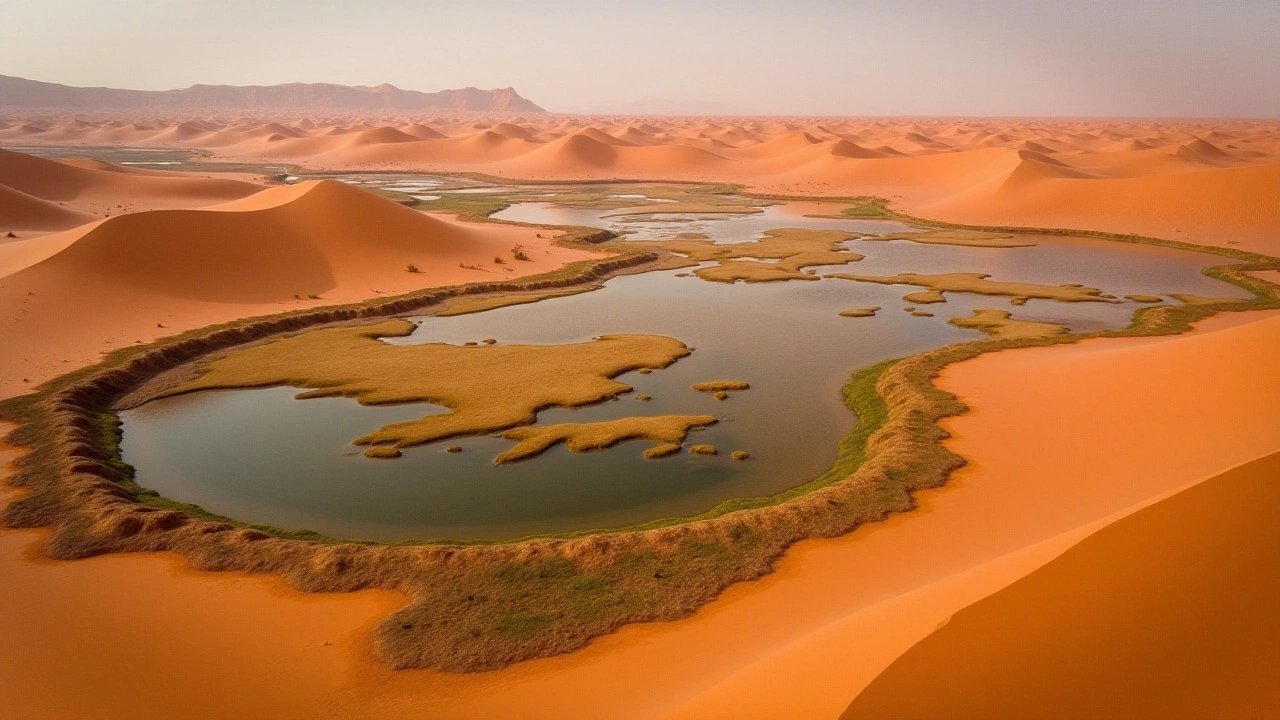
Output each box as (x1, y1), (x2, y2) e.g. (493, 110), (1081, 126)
(494, 201), (916, 242)
(120, 201), (1250, 542)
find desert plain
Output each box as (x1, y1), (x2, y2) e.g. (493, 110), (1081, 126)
(2, 78), (1280, 719)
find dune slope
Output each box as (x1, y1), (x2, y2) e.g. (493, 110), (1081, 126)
(843, 451), (1280, 720)
(0, 147), (263, 227)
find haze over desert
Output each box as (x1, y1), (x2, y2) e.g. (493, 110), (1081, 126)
(2, 1), (1278, 718)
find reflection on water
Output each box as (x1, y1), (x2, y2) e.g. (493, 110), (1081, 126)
(120, 200), (1249, 542)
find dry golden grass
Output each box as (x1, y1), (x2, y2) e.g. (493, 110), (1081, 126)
(840, 307), (881, 317)
(434, 288), (597, 317)
(692, 380), (751, 393)
(495, 415), (718, 464)
(643, 443), (683, 459)
(831, 272), (1117, 304)
(162, 320), (692, 456)
(863, 229), (1036, 248)
(364, 446), (403, 459)
(689, 444), (718, 456)
(903, 290), (947, 304)
(628, 228), (862, 284)
(691, 260), (817, 283)
(1125, 294), (1164, 303)
(731, 451), (750, 461)
(949, 309), (1068, 340)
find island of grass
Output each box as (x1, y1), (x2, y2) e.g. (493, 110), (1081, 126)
(433, 287), (597, 317)
(829, 272), (1119, 305)
(949, 309), (1067, 340)
(692, 380), (751, 393)
(840, 307), (881, 317)
(862, 229), (1037, 248)
(627, 228), (862, 283)
(496, 415), (718, 464)
(157, 319), (696, 458)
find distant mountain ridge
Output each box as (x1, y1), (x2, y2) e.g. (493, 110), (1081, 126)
(0, 74), (546, 113)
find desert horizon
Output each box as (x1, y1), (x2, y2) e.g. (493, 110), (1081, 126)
(3, 2), (1279, 718)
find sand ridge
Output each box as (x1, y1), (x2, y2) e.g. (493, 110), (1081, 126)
(842, 451), (1280, 719)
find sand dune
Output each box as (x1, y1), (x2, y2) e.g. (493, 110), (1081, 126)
(0, 183), (95, 233)
(843, 451), (1280, 720)
(9, 114), (1273, 253)
(0, 147), (263, 228)
(0, 179), (600, 396)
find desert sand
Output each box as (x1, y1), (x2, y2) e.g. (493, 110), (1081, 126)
(0, 148), (264, 234)
(4, 305), (1272, 718)
(842, 451), (1280, 720)
(0, 175), (601, 398)
(4, 116), (1277, 252)
(2, 113), (1279, 717)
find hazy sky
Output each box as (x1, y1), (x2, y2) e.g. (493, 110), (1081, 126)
(3, 0), (1277, 116)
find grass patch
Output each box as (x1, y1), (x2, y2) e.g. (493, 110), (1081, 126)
(157, 321), (694, 455)
(496, 415), (718, 464)
(831, 272), (1118, 304)
(949, 309), (1068, 341)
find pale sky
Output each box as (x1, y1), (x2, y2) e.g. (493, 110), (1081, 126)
(2, 0), (1277, 116)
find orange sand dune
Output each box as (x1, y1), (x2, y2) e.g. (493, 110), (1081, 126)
(0, 183), (95, 233)
(0, 179), (599, 397)
(924, 161), (1280, 254)
(843, 451), (1280, 720)
(0, 147), (263, 227)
